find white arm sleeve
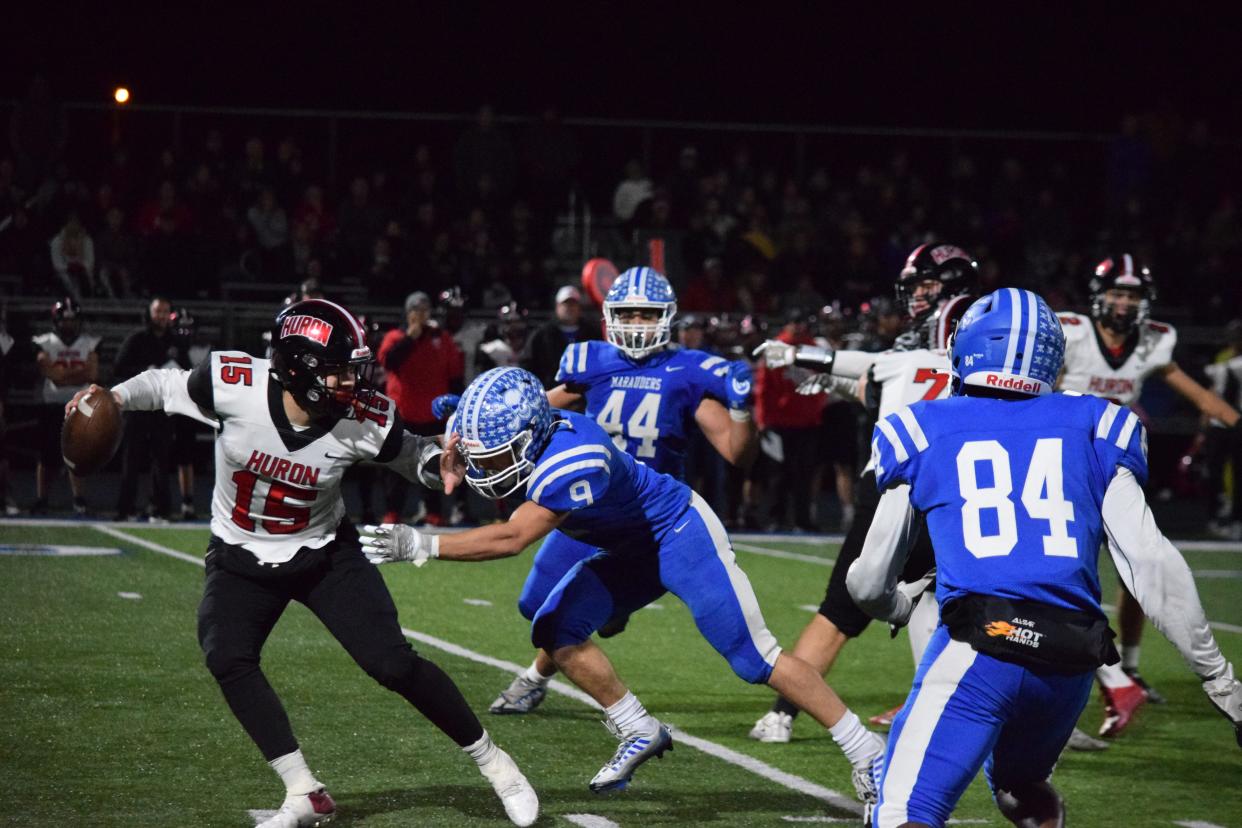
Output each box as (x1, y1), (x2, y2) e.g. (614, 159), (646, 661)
(1103, 467), (1228, 680)
(829, 349), (880, 381)
(112, 368), (218, 427)
(847, 484), (919, 623)
(374, 432), (445, 490)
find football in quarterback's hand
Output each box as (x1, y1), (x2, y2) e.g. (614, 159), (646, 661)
(62, 387), (123, 475)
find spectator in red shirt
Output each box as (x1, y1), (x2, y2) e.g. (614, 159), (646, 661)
(681, 257), (737, 313)
(754, 309), (825, 531)
(377, 290), (464, 524)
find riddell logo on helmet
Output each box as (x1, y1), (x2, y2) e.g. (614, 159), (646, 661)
(281, 315), (334, 346)
(984, 373), (1041, 393)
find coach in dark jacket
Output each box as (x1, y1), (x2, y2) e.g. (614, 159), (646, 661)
(520, 285), (598, 387)
(113, 296), (191, 520)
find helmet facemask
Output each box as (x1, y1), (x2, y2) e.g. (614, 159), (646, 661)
(274, 350), (372, 420)
(896, 277), (945, 324)
(461, 429), (535, 500)
(1091, 287), (1149, 335)
(604, 301), (676, 359)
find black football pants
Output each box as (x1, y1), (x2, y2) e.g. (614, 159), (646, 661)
(197, 522), (483, 761)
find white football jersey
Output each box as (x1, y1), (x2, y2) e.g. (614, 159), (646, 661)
(1057, 311), (1176, 406)
(33, 332), (101, 404)
(861, 347), (951, 471)
(203, 351), (398, 563)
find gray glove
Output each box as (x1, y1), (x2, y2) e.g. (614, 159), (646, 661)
(1203, 664), (1242, 748)
(796, 373), (830, 395)
(888, 569), (936, 638)
(752, 339), (796, 369)
(359, 523), (438, 567)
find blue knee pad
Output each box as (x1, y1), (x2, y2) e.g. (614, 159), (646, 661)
(518, 530), (598, 621)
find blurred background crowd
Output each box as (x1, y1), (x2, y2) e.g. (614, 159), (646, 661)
(2, 75), (1240, 534)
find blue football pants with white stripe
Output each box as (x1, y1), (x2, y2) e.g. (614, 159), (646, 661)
(530, 493), (781, 684)
(874, 626), (1093, 828)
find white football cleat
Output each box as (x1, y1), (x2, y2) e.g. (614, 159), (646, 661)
(1065, 726), (1110, 751)
(589, 722), (673, 793)
(489, 674), (548, 715)
(256, 787), (336, 828)
(748, 710), (793, 743)
(478, 748), (539, 827)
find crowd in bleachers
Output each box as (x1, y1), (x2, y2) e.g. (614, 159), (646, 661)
(2, 76), (1241, 324)
(3, 77), (1242, 529)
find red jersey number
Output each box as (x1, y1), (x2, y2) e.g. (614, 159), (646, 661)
(353, 391), (390, 427)
(230, 470), (317, 534)
(220, 355), (253, 386)
(914, 368), (949, 401)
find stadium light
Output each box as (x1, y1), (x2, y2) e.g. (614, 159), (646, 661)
(113, 87), (130, 105)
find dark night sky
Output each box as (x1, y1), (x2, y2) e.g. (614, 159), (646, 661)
(7, 3), (1242, 134)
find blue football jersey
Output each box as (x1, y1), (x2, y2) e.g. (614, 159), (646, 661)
(872, 393), (1149, 615)
(526, 410), (692, 555)
(556, 340), (731, 479)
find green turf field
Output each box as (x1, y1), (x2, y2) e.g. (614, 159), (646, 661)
(2, 522), (1240, 827)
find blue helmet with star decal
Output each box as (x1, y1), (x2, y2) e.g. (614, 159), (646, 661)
(604, 266), (677, 359)
(452, 367), (556, 499)
(949, 288), (1064, 397)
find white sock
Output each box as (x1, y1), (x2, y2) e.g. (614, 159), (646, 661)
(269, 749), (319, 796)
(522, 661), (551, 685)
(1121, 645), (1141, 671)
(1096, 662), (1133, 689)
(604, 691), (660, 739)
(463, 730), (500, 767)
(829, 710), (877, 767)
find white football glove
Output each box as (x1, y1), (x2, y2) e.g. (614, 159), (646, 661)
(1203, 664), (1242, 748)
(752, 339), (796, 369)
(359, 523), (438, 567)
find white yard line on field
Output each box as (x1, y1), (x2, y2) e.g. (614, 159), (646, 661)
(94, 524), (866, 818)
(732, 533), (845, 546)
(564, 815), (623, 828)
(733, 542), (835, 566)
(93, 523), (205, 566)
